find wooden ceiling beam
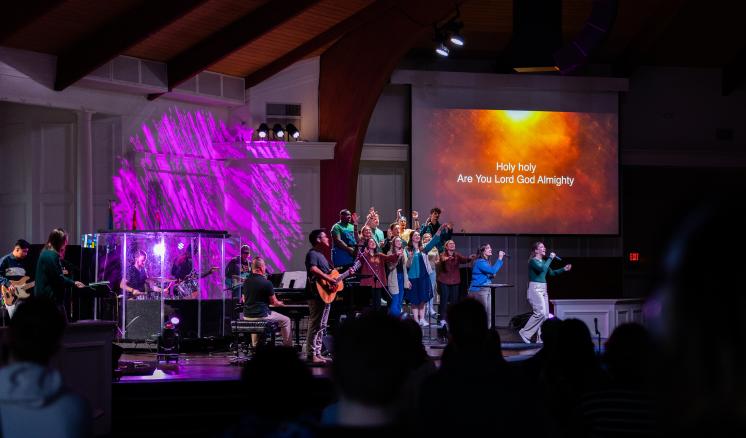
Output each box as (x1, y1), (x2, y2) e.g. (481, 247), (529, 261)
(164, 0), (321, 92)
(612, 0), (688, 76)
(318, 0), (467, 230)
(0, 0), (65, 42)
(54, 0), (208, 91)
(244, 0), (398, 89)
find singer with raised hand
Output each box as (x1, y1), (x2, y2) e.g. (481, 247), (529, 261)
(467, 244), (505, 329)
(518, 242), (572, 344)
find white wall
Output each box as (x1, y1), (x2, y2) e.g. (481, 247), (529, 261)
(247, 57), (319, 141)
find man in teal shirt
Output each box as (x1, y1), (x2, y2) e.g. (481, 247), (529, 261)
(331, 209), (357, 268)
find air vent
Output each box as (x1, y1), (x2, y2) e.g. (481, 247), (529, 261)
(81, 55), (167, 93)
(81, 56), (245, 104)
(173, 71), (246, 104)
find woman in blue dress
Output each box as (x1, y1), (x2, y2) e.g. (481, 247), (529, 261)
(404, 227), (442, 326)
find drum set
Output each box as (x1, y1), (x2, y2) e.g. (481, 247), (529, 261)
(134, 275), (199, 300)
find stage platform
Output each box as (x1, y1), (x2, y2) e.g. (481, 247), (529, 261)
(110, 326), (541, 438)
(115, 326), (541, 383)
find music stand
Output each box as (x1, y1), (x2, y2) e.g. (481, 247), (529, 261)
(281, 271), (307, 290)
(484, 283), (514, 329)
(87, 281), (113, 321)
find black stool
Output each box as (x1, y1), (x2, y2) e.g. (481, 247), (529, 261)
(230, 319), (280, 363)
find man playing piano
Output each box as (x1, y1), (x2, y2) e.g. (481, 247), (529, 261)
(242, 257), (292, 347)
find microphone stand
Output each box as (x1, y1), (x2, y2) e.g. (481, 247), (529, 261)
(357, 249), (393, 302)
(594, 317), (602, 355)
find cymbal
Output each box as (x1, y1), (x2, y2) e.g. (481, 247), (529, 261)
(148, 277), (176, 283)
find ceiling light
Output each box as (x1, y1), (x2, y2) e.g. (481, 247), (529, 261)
(435, 42), (449, 57)
(449, 33), (464, 46)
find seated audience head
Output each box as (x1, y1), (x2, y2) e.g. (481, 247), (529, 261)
(7, 298), (67, 365)
(654, 193), (746, 432)
(241, 345), (314, 420)
(332, 312), (417, 407)
(447, 298), (488, 348)
(539, 317), (562, 348)
(603, 323), (653, 386)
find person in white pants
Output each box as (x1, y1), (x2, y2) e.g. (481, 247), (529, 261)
(519, 242), (571, 343)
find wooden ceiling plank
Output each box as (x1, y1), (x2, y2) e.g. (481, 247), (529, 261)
(244, 0), (396, 88)
(54, 0), (209, 91)
(165, 0), (322, 91)
(0, 0), (66, 42)
(613, 0), (689, 76)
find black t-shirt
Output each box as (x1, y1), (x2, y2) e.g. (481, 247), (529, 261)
(243, 273), (274, 318)
(305, 248), (332, 300)
(126, 265), (148, 292)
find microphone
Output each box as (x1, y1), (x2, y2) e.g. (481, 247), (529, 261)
(552, 253), (562, 261)
(594, 317), (600, 336)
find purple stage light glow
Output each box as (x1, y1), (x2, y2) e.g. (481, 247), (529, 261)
(170, 316), (180, 325)
(153, 242), (166, 257)
(112, 107), (304, 296)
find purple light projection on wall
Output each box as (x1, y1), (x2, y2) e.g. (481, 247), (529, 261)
(112, 107), (303, 289)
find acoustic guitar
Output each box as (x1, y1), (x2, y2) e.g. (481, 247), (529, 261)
(1, 276), (35, 306)
(315, 260), (361, 304)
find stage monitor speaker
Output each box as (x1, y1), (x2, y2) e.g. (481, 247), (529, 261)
(124, 300), (162, 341)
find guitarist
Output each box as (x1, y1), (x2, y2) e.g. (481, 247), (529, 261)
(1, 239), (32, 319)
(305, 229), (355, 364)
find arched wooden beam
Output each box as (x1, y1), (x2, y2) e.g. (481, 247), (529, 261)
(318, 0), (465, 230)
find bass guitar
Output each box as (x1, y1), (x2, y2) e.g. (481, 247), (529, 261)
(315, 260), (361, 304)
(2, 276), (35, 306)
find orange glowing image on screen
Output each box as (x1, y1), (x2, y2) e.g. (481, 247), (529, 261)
(419, 109), (618, 234)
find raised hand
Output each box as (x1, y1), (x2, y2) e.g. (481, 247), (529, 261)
(351, 212), (359, 224)
(412, 210), (419, 221)
(564, 264), (572, 271)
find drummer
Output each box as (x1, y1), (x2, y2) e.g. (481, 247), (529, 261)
(120, 250), (165, 300)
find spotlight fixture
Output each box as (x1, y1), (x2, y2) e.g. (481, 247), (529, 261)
(257, 123), (269, 139)
(272, 123), (285, 139)
(435, 41), (449, 57)
(447, 18), (464, 46)
(286, 123), (301, 139)
(433, 10), (464, 57)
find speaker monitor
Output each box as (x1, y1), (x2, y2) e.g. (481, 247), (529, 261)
(124, 300), (162, 341)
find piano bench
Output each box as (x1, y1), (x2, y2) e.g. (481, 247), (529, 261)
(230, 320), (280, 356)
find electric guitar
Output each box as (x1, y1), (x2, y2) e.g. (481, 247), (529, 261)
(315, 260), (361, 304)
(2, 276), (35, 306)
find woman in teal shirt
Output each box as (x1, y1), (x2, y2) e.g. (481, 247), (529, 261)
(519, 241), (572, 343)
(404, 227), (442, 327)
